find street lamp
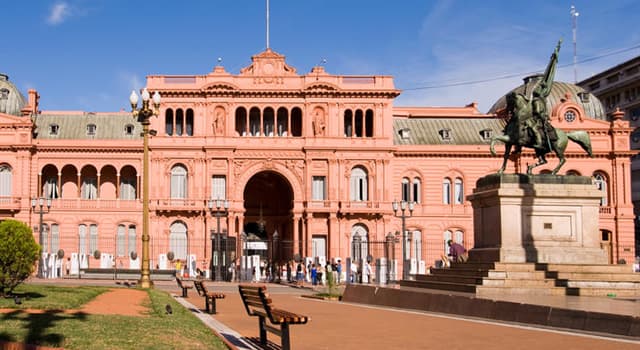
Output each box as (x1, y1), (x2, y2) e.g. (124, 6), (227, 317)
(392, 199), (414, 281)
(208, 198), (229, 281)
(31, 197), (52, 277)
(130, 87), (161, 289)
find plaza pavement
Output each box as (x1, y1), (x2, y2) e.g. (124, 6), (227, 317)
(32, 278), (640, 350)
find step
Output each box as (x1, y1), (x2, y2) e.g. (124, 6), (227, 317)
(551, 272), (640, 281)
(415, 274), (483, 285)
(564, 280), (640, 289)
(487, 271), (548, 279)
(566, 287), (640, 297)
(400, 279), (477, 293)
(476, 285), (567, 297)
(481, 278), (558, 287)
(538, 263), (635, 274)
(451, 262), (538, 272)
(430, 268), (488, 278)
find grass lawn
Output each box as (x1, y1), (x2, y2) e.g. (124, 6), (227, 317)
(0, 284), (228, 349)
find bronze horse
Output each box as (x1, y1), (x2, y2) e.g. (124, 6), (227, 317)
(489, 91), (593, 175)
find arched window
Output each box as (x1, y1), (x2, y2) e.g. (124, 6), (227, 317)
(412, 178), (421, 204)
(350, 224), (368, 262)
(116, 224), (126, 257)
(235, 107), (247, 136)
(175, 109), (184, 136)
(354, 109), (363, 137)
(593, 172), (608, 206)
(81, 177), (97, 199)
(0, 165), (11, 198)
(454, 178), (464, 204)
(165, 109), (174, 136)
(401, 178), (410, 202)
(170, 165), (188, 199)
(277, 107), (288, 136)
(344, 110), (353, 137)
(442, 178), (451, 204)
(291, 107), (302, 137)
(350, 167), (368, 201)
(169, 221), (188, 260)
(128, 225), (137, 256)
(263, 107), (275, 137)
(454, 230), (464, 244)
(249, 107), (261, 136)
(365, 109), (374, 137)
(43, 176), (59, 199)
(185, 108), (194, 136)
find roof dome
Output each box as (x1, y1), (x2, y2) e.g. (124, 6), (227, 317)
(488, 75), (606, 121)
(0, 73), (27, 116)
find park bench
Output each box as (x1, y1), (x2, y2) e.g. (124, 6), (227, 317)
(238, 284), (310, 350)
(175, 277), (193, 297)
(193, 280), (225, 314)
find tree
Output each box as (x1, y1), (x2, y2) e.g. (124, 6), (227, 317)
(0, 220), (40, 296)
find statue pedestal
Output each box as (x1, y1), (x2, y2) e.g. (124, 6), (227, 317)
(467, 174), (607, 264)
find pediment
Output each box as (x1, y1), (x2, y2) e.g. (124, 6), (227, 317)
(239, 48), (297, 77)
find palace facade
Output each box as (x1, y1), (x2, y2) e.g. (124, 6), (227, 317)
(0, 48), (636, 279)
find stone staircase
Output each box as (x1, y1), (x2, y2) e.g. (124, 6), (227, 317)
(400, 262), (640, 298)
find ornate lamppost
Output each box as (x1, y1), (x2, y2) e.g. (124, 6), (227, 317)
(208, 199), (229, 281)
(31, 197), (51, 277)
(130, 88), (160, 289)
(392, 199), (414, 281)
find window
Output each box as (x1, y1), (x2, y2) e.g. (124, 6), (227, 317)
(128, 225), (137, 256)
(399, 128), (410, 140)
(116, 224), (126, 257)
(165, 109), (174, 135)
(412, 178), (421, 203)
(169, 221), (188, 260)
(87, 124), (97, 136)
(350, 167), (368, 201)
(41, 224), (49, 254)
(439, 128), (452, 141)
(401, 178), (410, 202)
(89, 224), (98, 255)
(593, 172), (608, 206)
(50, 224), (59, 253)
(312, 176), (326, 201)
(0, 165), (11, 198)
(49, 124), (59, 135)
(577, 92), (590, 103)
(170, 165), (188, 199)
(124, 124), (134, 135)
(480, 129), (493, 140)
(0, 88), (8, 100)
(350, 224), (368, 262)
(211, 175), (226, 200)
(412, 230), (422, 262)
(442, 178), (451, 204)
(78, 224), (87, 255)
(564, 110), (577, 122)
(454, 178), (464, 204)
(81, 178), (97, 199)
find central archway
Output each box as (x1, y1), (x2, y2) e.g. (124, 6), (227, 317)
(243, 171), (294, 263)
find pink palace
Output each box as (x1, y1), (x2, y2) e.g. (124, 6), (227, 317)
(0, 48), (636, 279)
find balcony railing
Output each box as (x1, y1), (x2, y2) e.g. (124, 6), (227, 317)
(0, 197), (21, 211)
(53, 199), (140, 210)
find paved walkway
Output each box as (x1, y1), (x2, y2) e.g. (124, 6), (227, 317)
(164, 281), (639, 350)
(32, 278), (640, 349)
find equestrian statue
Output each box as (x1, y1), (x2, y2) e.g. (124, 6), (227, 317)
(490, 39), (593, 175)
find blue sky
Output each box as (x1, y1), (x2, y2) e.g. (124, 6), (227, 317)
(2, 0), (639, 113)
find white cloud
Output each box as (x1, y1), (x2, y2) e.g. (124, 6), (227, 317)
(47, 2), (71, 25)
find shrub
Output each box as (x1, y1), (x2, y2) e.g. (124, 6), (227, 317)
(0, 220), (40, 296)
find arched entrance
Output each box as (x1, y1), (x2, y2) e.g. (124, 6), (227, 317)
(242, 171), (294, 274)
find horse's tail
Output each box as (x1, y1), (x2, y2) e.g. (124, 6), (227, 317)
(567, 130), (593, 157)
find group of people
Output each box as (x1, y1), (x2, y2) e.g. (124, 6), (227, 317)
(283, 259), (344, 287)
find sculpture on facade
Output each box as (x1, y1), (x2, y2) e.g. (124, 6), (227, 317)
(490, 40), (593, 175)
(213, 107), (225, 135)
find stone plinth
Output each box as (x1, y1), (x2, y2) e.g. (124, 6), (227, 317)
(467, 174), (607, 264)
